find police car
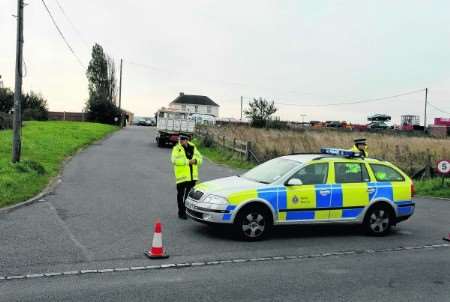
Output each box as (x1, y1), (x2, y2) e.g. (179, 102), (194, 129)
(185, 148), (415, 241)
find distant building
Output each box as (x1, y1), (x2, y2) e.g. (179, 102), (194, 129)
(169, 92), (220, 117)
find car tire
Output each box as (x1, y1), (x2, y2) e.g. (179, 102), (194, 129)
(234, 205), (273, 241)
(364, 204), (393, 236)
(157, 138), (164, 147)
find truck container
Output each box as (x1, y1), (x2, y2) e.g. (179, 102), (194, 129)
(156, 108), (195, 147)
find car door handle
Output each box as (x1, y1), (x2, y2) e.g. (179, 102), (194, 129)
(367, 188), (376, 193)
(319, 190), (331, 196)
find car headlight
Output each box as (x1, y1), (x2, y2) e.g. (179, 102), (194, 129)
(203, 195), (228, 205)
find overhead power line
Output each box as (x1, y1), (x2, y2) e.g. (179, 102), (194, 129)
(41, 0), (84, 68)
(272, 89), (425, 108)
(428, 102), (450, 115)
(53, 0), (90, 48)
(127, 61), (167, 72)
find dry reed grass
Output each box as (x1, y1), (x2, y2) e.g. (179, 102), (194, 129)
(206, 125), (450, 175)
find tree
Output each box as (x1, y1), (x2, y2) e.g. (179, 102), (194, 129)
(85, 43), (120, 124)
(86, 44), (109, 100)
(244, 97), (278, 128)
(107, 56), (117, 105)
(22, 91), (49, 121)
(0, 87), (14, 113)
(0, 87), (48, 121)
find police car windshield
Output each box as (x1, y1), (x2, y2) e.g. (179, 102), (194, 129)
(241, 158), (300, 184)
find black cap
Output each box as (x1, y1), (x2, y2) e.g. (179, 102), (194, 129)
(179, 135), (189, 140)
(354, 138), (367, 145)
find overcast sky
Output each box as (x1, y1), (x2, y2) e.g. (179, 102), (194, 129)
(1, 0), (449, 124)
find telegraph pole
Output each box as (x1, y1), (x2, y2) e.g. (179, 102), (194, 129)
(12, 0), (24, 163)
(118, 58), (123, 127)
(240, 96), (243, 121)
(423, 88), (428, 132)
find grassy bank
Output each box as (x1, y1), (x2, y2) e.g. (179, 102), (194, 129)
(415, 178), (450, 198)
(0, 121), (118, 208)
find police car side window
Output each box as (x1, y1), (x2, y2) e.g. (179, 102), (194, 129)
(335, 163), (370, 183)
(292, 163), (328, 185)
(370, 164), (405, 182)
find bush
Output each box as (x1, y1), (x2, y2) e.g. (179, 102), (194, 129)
(202, 134), (215, 147)
(85, 96), (121, 125)
(23, 108), (48, 121)
(0, 88), (14, 113)
(0, 88), (48, 121)
(0, 112), (12, 130)
(22, 92), (48, 121)
(266, 118), (289, 130)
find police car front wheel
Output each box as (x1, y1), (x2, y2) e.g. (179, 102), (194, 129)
(234, 205), (273, 241)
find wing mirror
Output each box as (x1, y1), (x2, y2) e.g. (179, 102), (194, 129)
(286, 178), (303, 186)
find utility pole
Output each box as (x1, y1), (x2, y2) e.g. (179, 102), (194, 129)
(300, 114), (307, 124)
(240, 96), (243, 121)
(12, 0), (24, 163)
(423, 88), (428, 132)
(118, 58), (123, 127)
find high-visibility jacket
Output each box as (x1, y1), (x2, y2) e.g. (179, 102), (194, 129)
(171, 142), (203, 184)
(351, 145), (368, 157)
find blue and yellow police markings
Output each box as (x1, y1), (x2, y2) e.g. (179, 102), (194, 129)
(281, 184), (331, 221)
(222, 180), (413, 222)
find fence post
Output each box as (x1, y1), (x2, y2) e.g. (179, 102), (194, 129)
(222, 136), (225, 148)
(395, 145), (400, 161)
(425, 150), (432, 178)
(246, 141), (251, 161)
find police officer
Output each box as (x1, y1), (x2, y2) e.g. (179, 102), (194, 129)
(351, 138), (369, 157)
(171, 135), (203, 219)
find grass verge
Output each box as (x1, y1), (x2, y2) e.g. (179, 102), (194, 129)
(415, 177), (450, 199)
(0, 121), (118, 208)
(193, 138), (256, 171)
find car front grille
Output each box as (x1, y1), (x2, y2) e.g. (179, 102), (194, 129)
(186, 209), (203, 220)
(188, 190), (204, 201)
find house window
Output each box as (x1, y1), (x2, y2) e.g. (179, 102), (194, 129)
(181, 104), (186, 111)
(207, 106), (211, 114)
(195, 105), (198, 113)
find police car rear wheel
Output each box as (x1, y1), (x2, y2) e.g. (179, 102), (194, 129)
(235, 205), (272, 241)
(364, 205), (393, 236)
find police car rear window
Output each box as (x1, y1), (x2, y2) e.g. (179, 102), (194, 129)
(370, 164), (405, 182)
(334, 163), (370, 183)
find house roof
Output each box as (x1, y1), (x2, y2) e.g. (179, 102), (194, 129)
(170, 93), (220, 107)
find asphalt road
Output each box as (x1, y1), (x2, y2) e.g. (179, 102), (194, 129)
(1, 126), (449, 301)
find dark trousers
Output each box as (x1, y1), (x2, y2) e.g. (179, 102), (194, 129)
(176, 181), (196, 215)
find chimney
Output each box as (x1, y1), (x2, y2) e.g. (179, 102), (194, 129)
(180, 92), (184, 96)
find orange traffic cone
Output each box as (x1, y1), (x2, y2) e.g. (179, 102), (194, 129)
(443, 233), (450, 242)
(145, 219), (169, 259)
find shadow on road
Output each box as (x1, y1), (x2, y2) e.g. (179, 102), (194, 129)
(190, 223), (408, 242)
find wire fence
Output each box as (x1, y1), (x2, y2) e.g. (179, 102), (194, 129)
(195, 126), (259, 163)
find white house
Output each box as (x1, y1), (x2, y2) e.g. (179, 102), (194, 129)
(169, 92), (220, 117)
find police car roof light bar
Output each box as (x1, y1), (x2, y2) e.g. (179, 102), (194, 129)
(320, 148), (362, 158)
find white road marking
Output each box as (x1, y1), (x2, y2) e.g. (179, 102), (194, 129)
(47, 203), (94, 262)
(1, 243), (448, 282)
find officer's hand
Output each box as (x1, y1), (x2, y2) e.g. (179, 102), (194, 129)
(189, 159), (197, 165)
